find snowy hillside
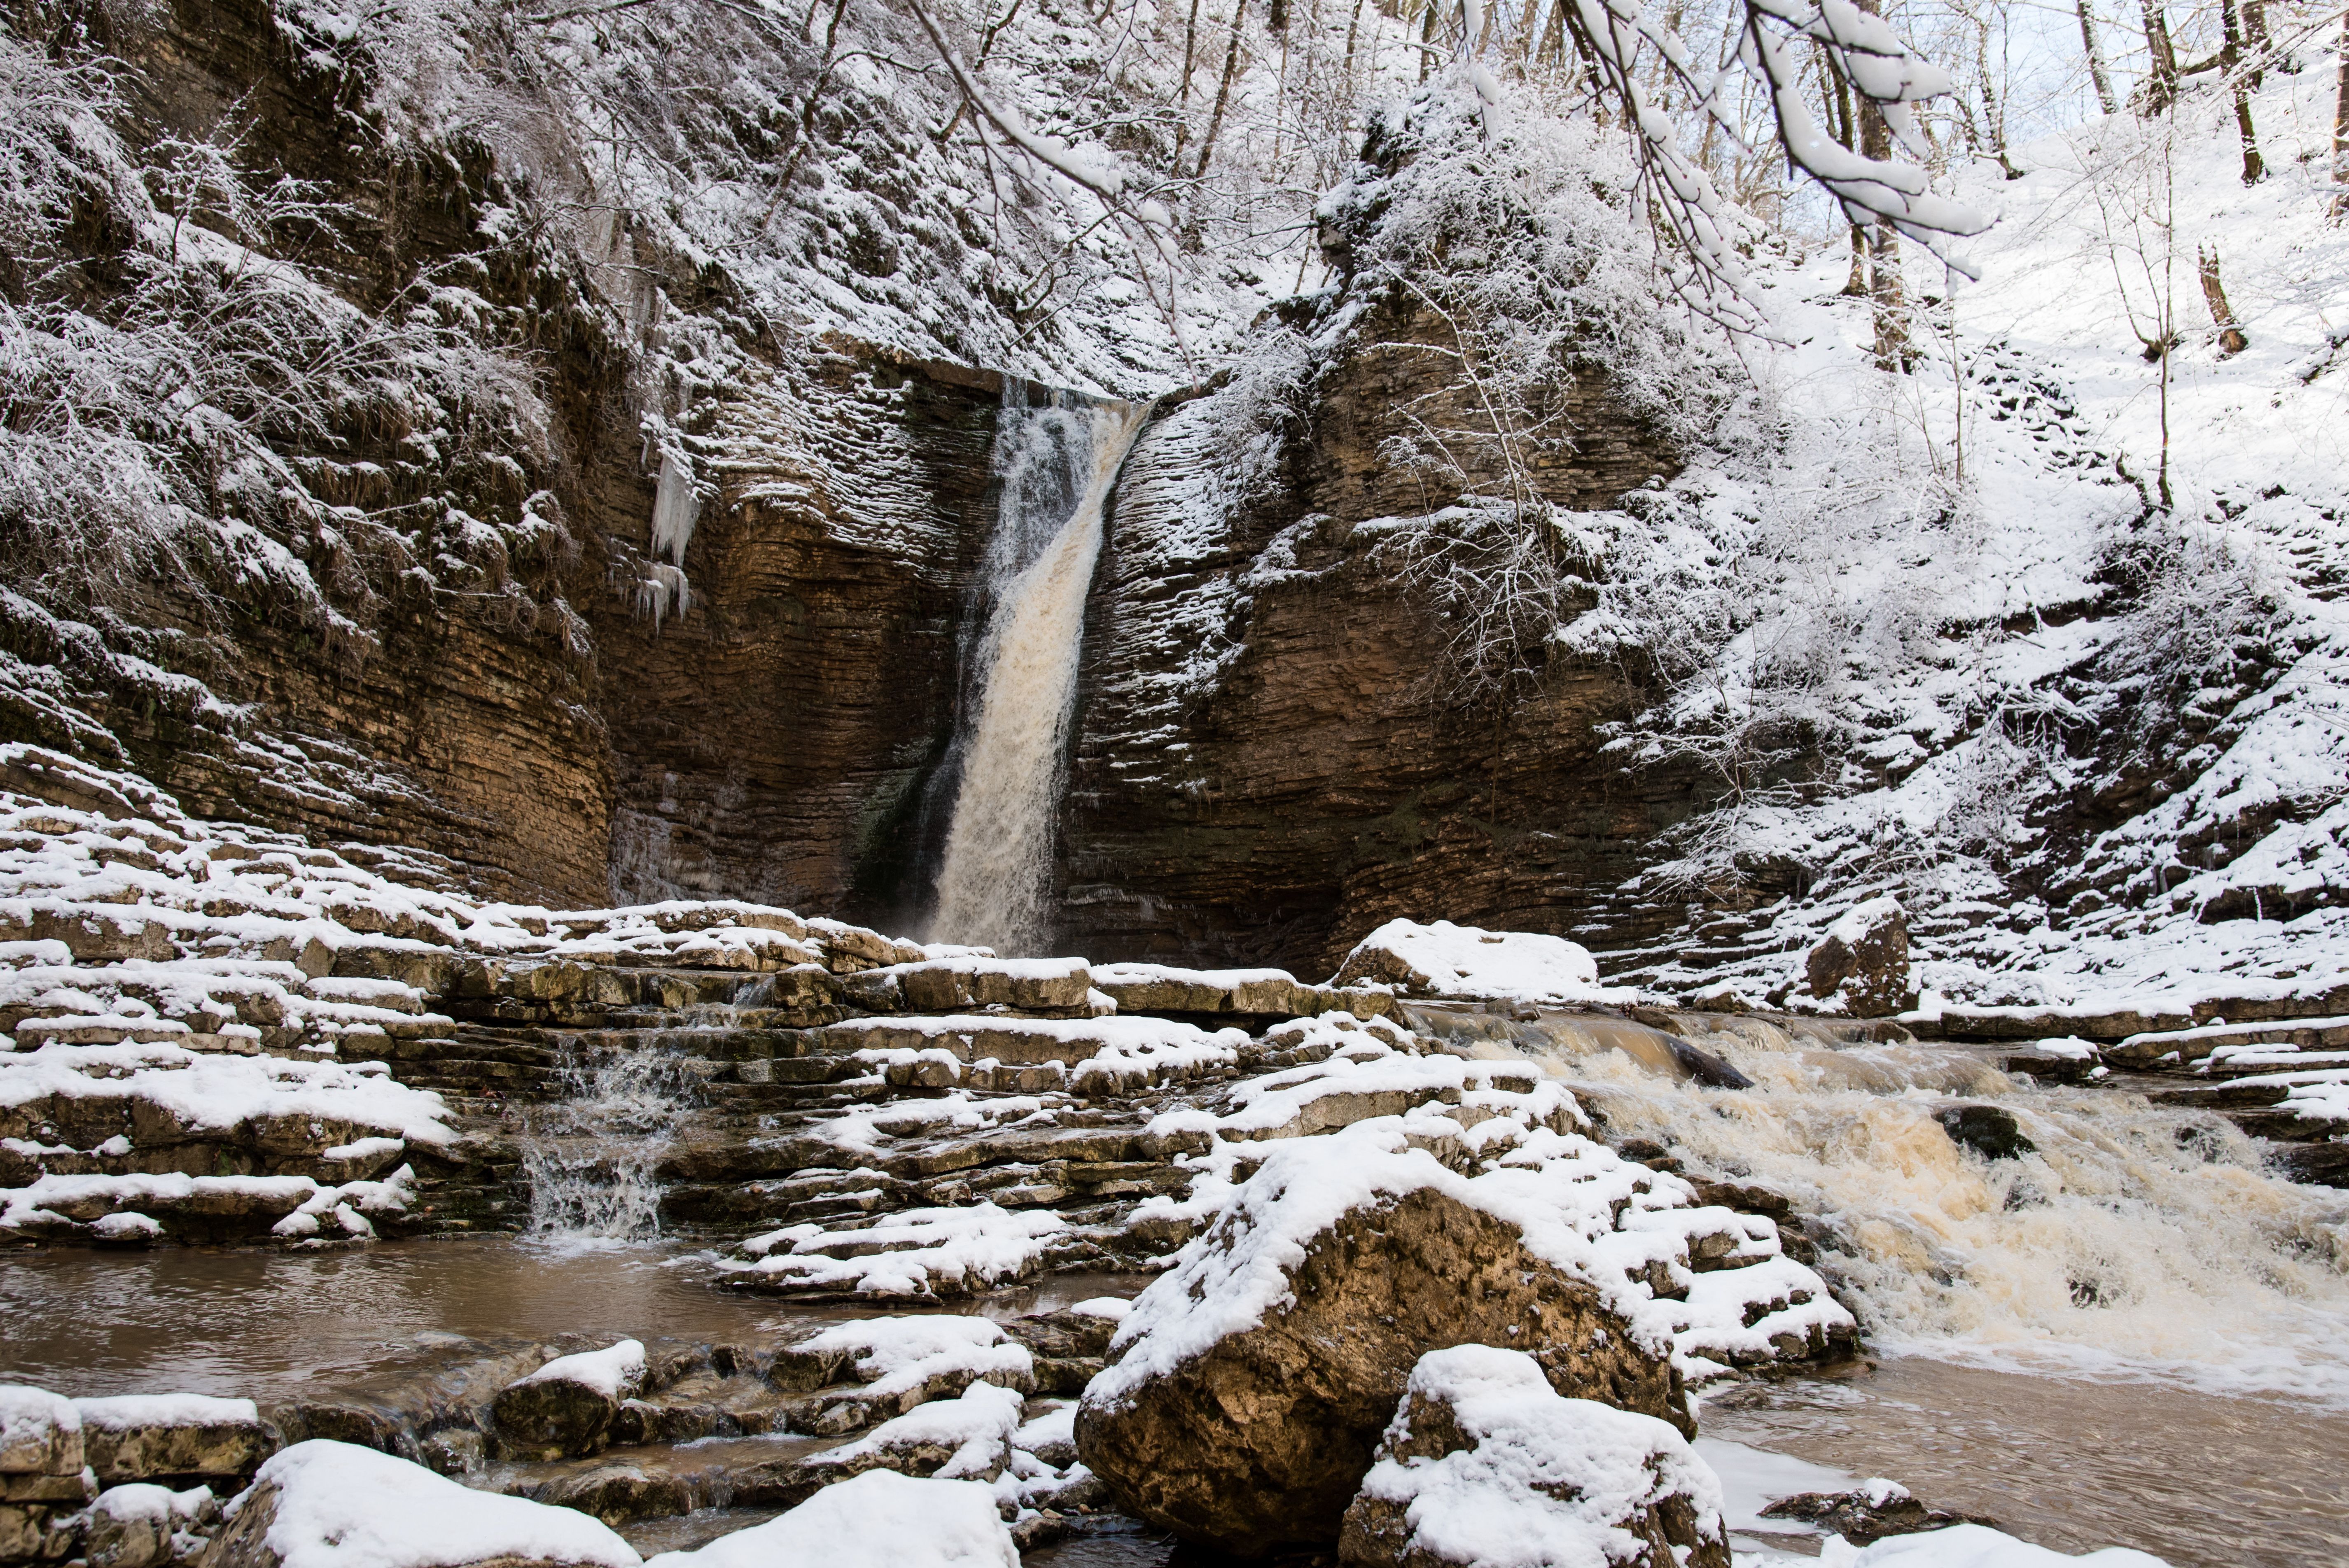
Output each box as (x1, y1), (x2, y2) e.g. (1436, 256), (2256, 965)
(1569, 59), (2349, 1020)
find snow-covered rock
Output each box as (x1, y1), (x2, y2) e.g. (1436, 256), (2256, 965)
(1332, 921), (1634, 1007)
(493, 1342), (647, 1461)
(1804, 898), (1914, 1018)
(73, 1394), (271, 1485)
(803, 1382), (1026, 1483)
(772, 1318), (1034, 1430)
(200, 1440), (641, 1568)
(1338, 1344), (1729, 1568)
(639, 1470), (1016, 1568)
(1075, 1129), (1688, 1553)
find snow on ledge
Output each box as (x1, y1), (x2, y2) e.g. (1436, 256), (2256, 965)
(1335, 919), (1638, 1006)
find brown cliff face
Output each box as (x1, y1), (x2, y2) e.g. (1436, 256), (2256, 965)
(1057, 303), (1711, 976)
(10, 0), (1717, 956)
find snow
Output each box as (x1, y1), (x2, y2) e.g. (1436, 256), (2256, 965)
(1094, 1110), (1851, 1404)
(0, 1383), (79, 1465)
(1349, 1345), (1726, 1568)
(234, 1440), (642, 1568)
(640, 1470), (1016, 1568)
(727, 1203), (1069, 1296)
(1337, 920), (1635, 1006)
(1690, 1437), (1855, 1539)
(788, 1318), (1032, 1402)
(816, 1381), (1025, 1480)
(508, 1340), (645, 1400)
(1067, 1297), (1130, 1321)
(74, 1393), (259, 1428)
(1817, 1523), (2169, 1567)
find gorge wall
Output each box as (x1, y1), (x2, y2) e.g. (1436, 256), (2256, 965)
(2, 0), (1720, 968)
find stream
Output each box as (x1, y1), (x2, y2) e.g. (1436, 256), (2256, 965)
(5, 1235), (2344, 1566)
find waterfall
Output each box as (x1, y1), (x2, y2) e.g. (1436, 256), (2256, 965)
(930, 394), (1148, 954)
(1465, 1016), (2349, 1403)
(521, 1041), (691, 1245)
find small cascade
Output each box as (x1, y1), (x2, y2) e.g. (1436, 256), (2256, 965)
(521, 1041), (693, 1244)
(930, 393), (1149, 954)
(1469, 1015), (2349, 1403)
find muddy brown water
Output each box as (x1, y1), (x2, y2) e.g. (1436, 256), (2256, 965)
(4, 1240), (2342, 1567)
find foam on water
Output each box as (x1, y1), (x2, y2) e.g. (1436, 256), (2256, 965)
(1520, 1021), (2349, 1404)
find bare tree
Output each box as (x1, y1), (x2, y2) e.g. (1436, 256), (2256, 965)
(2078, 0), (2119, 114)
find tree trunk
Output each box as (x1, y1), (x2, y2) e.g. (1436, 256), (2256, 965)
(1418, 0), (1439, 83)
(2139, 1), (2179, 114)
(1196, 0), (1249, 179)
(2077, 0), (2118, 114)
(1977, 26), (2024, 178)
(2220, 0), (2265, 183)
(2197, 246), (2248, 356)
(1854, 0), (1907, 366)
(1825, 53), (1869, 296)
(2335, 7), (2349, 218)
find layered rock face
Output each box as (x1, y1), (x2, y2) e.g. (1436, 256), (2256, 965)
(1058, 309), (1700, 976)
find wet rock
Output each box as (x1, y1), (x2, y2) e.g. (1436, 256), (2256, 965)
(1338, 1346), (1729, 1568)
(491, 1342), (646, 1461)
(1076, 1178), (1684, 1554)
(1759, 1482), (1997, 1544)
(194, 1440), (638, 1568)
(1935, 1105), (2037, 1162)
(74, 1398), (274, 1486)
(1803, 899), (1913, 1018)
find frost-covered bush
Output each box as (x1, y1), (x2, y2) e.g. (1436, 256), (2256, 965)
(0, 26), (554, 650)
(1296, 79), (1761, 698)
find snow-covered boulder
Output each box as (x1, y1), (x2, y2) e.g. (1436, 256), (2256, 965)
(197, 1440), (640, 1568)
(640, 1470), (1016, 1568)
(1338, 1345), (1729, 1568)
(492, 1342), (646, 1461)
(1074, 1135), (1685, 1554)
(74, 1395), (273, 1486)
(1331, 921), (1631, 1007)
(1803, 898), (1913, 1017)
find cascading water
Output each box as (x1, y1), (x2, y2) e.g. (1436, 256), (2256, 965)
(1441, 1011), (2349, 1404)
(521, 1041), (691, 1244)
(929, 394), (1149, 954)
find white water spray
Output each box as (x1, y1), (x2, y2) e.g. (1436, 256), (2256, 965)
(522, 1042), (689, 1244)
(931, 397), (1147, 954)
(1451, 1014), (2349, 1404)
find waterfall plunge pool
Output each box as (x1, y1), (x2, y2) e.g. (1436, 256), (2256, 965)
(3, 1238), (2343, 1566)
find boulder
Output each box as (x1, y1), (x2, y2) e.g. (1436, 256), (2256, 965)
(1803, 899), (1913, 1018)
(1338, 1345), (1729, 1568)
(1933, 1105), (2036, 1162)
(193, 1441), (638, 1568)
(1331, 920), (1617, 1007)
(1076, 1146), (1685, 1554)
(491, 1342), (646, 1461)
(73, 1398), (274, 1486)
